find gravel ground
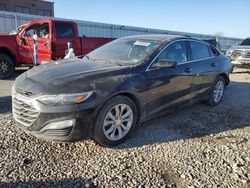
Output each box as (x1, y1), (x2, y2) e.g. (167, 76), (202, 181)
(0, 69), (250, 188)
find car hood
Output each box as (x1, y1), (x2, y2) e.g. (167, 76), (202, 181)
(15, 58), (129, 95)
(26, 58), (123, 81)
(232, 45), (250, 51)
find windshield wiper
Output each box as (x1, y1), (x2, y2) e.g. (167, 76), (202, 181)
(84, 55), (90, 60)
(91, 58), (114, 65)
(115, 62), (124, 66)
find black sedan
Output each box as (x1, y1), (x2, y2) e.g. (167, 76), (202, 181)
(12, 35), (232, 147)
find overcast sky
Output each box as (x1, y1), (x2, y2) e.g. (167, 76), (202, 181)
(53, 0), (250, 39)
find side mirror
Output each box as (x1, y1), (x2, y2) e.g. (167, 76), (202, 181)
(151, 59), (177, 69)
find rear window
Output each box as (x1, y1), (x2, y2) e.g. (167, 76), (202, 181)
(210, 46), (219, 56)
(190, 41), (210, 60)
(240, 38), (250, 46)
(55, 22), (76, 38)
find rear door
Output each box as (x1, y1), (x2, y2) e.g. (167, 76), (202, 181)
(145, 40), (195, 117)
(188, 40), (219, 98)
(52, 21), (81, 59)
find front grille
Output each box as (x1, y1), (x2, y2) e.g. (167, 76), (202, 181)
(245, 52), (250, 58)
(12, 96), (39, 127)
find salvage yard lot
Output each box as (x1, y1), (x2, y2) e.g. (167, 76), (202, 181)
(0, 70), (250, 188)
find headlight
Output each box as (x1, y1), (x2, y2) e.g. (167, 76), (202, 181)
(231, 50), (242, 60)
(37, 91), (93, 106)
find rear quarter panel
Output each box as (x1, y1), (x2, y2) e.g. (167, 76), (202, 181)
(217, 54), (233, 77)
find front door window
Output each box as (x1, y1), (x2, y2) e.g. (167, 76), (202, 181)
(25, 23), (50, 39)
(158, 41), (188, 65)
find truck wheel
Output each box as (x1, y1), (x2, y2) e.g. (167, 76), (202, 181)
(0, 54), (15, 79)
(93, 95), (138, 147)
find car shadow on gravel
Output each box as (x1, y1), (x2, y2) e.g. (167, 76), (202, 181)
(119, 81), (250, 149)
(0, 96), (12, 114)
(119, 105), (250, 149)
(0, 177), (93, 188)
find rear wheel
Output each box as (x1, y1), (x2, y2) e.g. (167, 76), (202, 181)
(207, 76), (225, 106)
(0, 54), (15, 79)
(93, 95), (137, 147)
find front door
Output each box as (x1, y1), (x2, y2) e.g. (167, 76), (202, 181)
(145, 41), (194, 117)
(16, 22), (52, 65)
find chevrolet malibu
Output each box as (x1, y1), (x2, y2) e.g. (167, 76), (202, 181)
(12, 35), (232, 147)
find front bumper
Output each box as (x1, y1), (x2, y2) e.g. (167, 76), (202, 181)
(12, 91), (96, 142)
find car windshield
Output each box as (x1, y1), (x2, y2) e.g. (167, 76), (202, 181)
(240, 38), (250, 45)
(85, 38), (161, 66)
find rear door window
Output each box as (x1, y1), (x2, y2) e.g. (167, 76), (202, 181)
(190, 41), (210, 60)
(55, 22), (76, 38)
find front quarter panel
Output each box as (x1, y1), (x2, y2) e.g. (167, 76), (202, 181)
(93, 68), (147, 119)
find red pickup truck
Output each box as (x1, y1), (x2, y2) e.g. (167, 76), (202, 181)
(0, 18), (113, 79)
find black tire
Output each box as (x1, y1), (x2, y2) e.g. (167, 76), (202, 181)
(93, 95), (137, 147)
(0, 54), (15, 79)
(206, 76), (226, 106)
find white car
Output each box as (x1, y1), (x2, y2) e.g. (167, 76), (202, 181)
(226, 38), (250, 68)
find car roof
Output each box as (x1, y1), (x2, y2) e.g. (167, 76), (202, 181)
(122, 34), (191, 42)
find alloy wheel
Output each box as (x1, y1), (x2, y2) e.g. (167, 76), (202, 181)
(103, 104), (133, 141)
(0, 60), (9, 74)
(213, 80), (224, 103)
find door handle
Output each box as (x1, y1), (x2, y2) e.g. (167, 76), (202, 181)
(18, 38), (27, 46)
(210, 62), (216, 67)
(44, 42), (49, 47)
(184, 67), (192, 73)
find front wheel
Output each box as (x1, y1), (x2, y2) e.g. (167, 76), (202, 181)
(93, 95), (137, 147)
(207, 76), (226, 106)
(0, 54), (15, 79)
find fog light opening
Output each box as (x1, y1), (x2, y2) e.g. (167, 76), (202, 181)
(40, 119), (75, 132)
